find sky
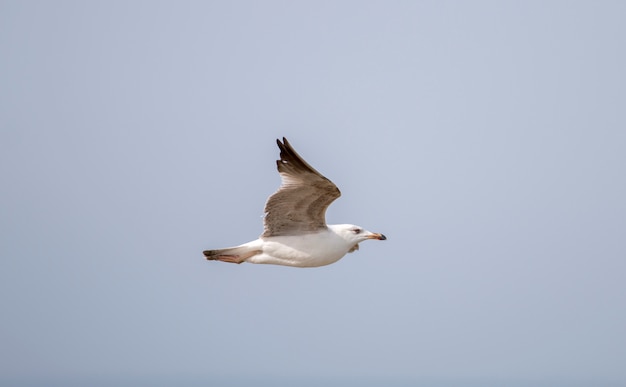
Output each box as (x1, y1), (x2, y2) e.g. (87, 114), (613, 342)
(1, 1), (625, 386)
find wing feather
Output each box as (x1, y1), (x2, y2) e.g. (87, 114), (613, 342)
(261, 137), (341, 237)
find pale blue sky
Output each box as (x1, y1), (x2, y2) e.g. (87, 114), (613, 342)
(1, 1), (625, 386)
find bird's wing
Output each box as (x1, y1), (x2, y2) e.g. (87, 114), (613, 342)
(261, 137), (341, 237)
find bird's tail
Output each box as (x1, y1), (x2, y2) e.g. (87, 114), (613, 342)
(203, 244), (261, 264)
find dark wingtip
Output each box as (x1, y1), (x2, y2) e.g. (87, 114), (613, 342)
(379, 234), (387, 240)
(276, 137), (289, 152)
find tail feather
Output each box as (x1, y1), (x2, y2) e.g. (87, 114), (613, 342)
(203, 245), (261, 264)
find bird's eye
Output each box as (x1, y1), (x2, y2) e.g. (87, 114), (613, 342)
(352, 228), (362, 234)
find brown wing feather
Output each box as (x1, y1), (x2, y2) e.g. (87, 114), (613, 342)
(261, 137), (341, 237)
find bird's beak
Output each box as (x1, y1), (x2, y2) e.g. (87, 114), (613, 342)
(367, 232), (387, 240)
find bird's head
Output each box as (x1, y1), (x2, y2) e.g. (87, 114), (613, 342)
(329, 224), (386, 250)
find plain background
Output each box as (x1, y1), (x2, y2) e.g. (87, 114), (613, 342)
(1, 1), (625, 386)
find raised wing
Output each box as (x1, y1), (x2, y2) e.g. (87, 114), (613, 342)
(261, 137), (341, 237)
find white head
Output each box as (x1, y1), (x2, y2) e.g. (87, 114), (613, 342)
(328, 224), (386, 252)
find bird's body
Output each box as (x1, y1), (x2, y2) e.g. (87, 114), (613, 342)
(205, 224), (379, 268)
(203, 138), (386, 268)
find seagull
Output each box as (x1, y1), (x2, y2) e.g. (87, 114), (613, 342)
(203, 137), (386, 267)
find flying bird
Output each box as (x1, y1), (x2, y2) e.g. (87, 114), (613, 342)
(203, 137), (386, 267)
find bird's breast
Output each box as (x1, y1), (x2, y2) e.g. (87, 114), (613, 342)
(261, 231), (351, 267)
